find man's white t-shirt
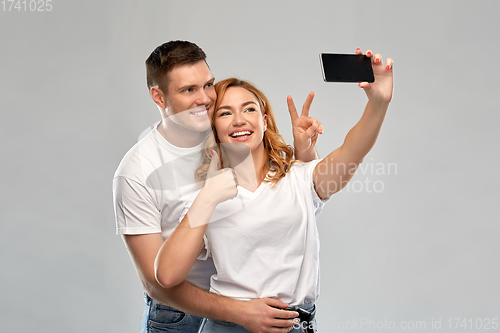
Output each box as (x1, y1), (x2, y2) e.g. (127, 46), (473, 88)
(113, 124), (216, 290)
(185, 159), (328, 306)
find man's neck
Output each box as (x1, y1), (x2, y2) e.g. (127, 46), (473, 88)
(156, 119), (206, 148)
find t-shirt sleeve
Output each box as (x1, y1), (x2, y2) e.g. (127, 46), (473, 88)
(301, 159), (330, 219)
(302, 159), (331, 210)
(197, 234), (211, 260)
(113, 176), (161, 235)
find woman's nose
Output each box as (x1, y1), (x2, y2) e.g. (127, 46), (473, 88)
(232, 112), (247, 126)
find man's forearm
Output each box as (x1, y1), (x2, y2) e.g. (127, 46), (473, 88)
(147, 280), (244, 322)
(123, 233), (248, 326)
(147, 280), (297, 333)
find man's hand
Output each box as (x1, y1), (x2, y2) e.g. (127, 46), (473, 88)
(287, 92), (323, 161)
(235, 298), (299, 333)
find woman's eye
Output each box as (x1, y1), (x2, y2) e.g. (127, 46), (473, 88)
(245, 107), (256, 112)
(219, 111), (230, 116)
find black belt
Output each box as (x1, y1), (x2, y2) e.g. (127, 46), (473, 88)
(291, 304), (316, 333)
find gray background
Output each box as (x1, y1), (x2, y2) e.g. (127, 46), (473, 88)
(1, 0), (499, 332)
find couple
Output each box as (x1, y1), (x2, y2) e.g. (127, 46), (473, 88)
(113, 40), (393, 333)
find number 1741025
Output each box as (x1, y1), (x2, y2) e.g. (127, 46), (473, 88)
(2, 0), (53, 11)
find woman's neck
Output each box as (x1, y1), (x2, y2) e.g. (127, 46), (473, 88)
(228, 145), (268, 192)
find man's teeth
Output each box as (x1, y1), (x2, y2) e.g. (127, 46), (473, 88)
(231, 131), (252, 138)
(192, 110), (207, 116)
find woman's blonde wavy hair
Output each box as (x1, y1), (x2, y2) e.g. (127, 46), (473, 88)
(195, 78), (296, 186)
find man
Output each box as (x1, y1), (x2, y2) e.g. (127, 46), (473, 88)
(113, 40), (321, 333)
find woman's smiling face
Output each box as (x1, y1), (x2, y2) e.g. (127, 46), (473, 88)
(214, 86), (267, 154)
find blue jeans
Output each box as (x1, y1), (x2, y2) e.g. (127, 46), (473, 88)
(141, 293), (203, 333)
(198, 303), (317, 333)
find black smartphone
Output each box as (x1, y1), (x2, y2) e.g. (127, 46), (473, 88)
(320, 53), (374, 83)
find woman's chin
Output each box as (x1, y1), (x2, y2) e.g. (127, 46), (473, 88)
(220, 142), (252, 154)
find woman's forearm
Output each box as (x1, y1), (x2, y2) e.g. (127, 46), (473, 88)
(154, 189), (216, 288)
(313, 100), (390, 199)
(341, 99), (389, 160)
(155, 152), (239, 288)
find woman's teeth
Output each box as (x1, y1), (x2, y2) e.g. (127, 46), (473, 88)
(231, 131), (252, 138)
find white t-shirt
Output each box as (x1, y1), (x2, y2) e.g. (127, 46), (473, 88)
(185, 159), (329, 306)
(113, 124), (216, 290)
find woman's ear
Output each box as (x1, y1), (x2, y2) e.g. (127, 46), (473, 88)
(263, 114), (268, 132)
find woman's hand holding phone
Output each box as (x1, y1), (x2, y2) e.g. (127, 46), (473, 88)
(355, 48), (394, 105)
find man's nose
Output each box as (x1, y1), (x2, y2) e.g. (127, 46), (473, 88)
(196, 89), (211, 106)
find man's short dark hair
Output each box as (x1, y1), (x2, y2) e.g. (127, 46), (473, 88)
(145, 40), (207, 93)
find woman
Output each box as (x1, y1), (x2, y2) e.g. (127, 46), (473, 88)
(155, 49), (393, 332)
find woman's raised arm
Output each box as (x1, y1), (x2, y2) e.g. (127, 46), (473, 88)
(313, 49), (394, 199)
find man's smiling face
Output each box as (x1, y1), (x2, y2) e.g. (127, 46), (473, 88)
(163, 60), (216, 133)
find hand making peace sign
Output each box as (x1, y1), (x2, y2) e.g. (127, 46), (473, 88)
(287, 92), (323, 160)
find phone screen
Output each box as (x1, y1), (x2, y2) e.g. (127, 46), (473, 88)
(320, 53), (374, 83)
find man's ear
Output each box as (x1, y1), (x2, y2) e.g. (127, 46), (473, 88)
(150, 86), (166, 109)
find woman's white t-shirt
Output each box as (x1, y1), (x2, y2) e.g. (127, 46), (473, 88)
(184, 159), (329, 306)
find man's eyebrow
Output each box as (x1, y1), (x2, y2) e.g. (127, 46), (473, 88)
(177, 84), (195, 91)
(178, 78), (214, 92)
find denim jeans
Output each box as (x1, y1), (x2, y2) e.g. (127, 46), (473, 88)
(197, 303), (317, 333)
(141, 293), (203, 333)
